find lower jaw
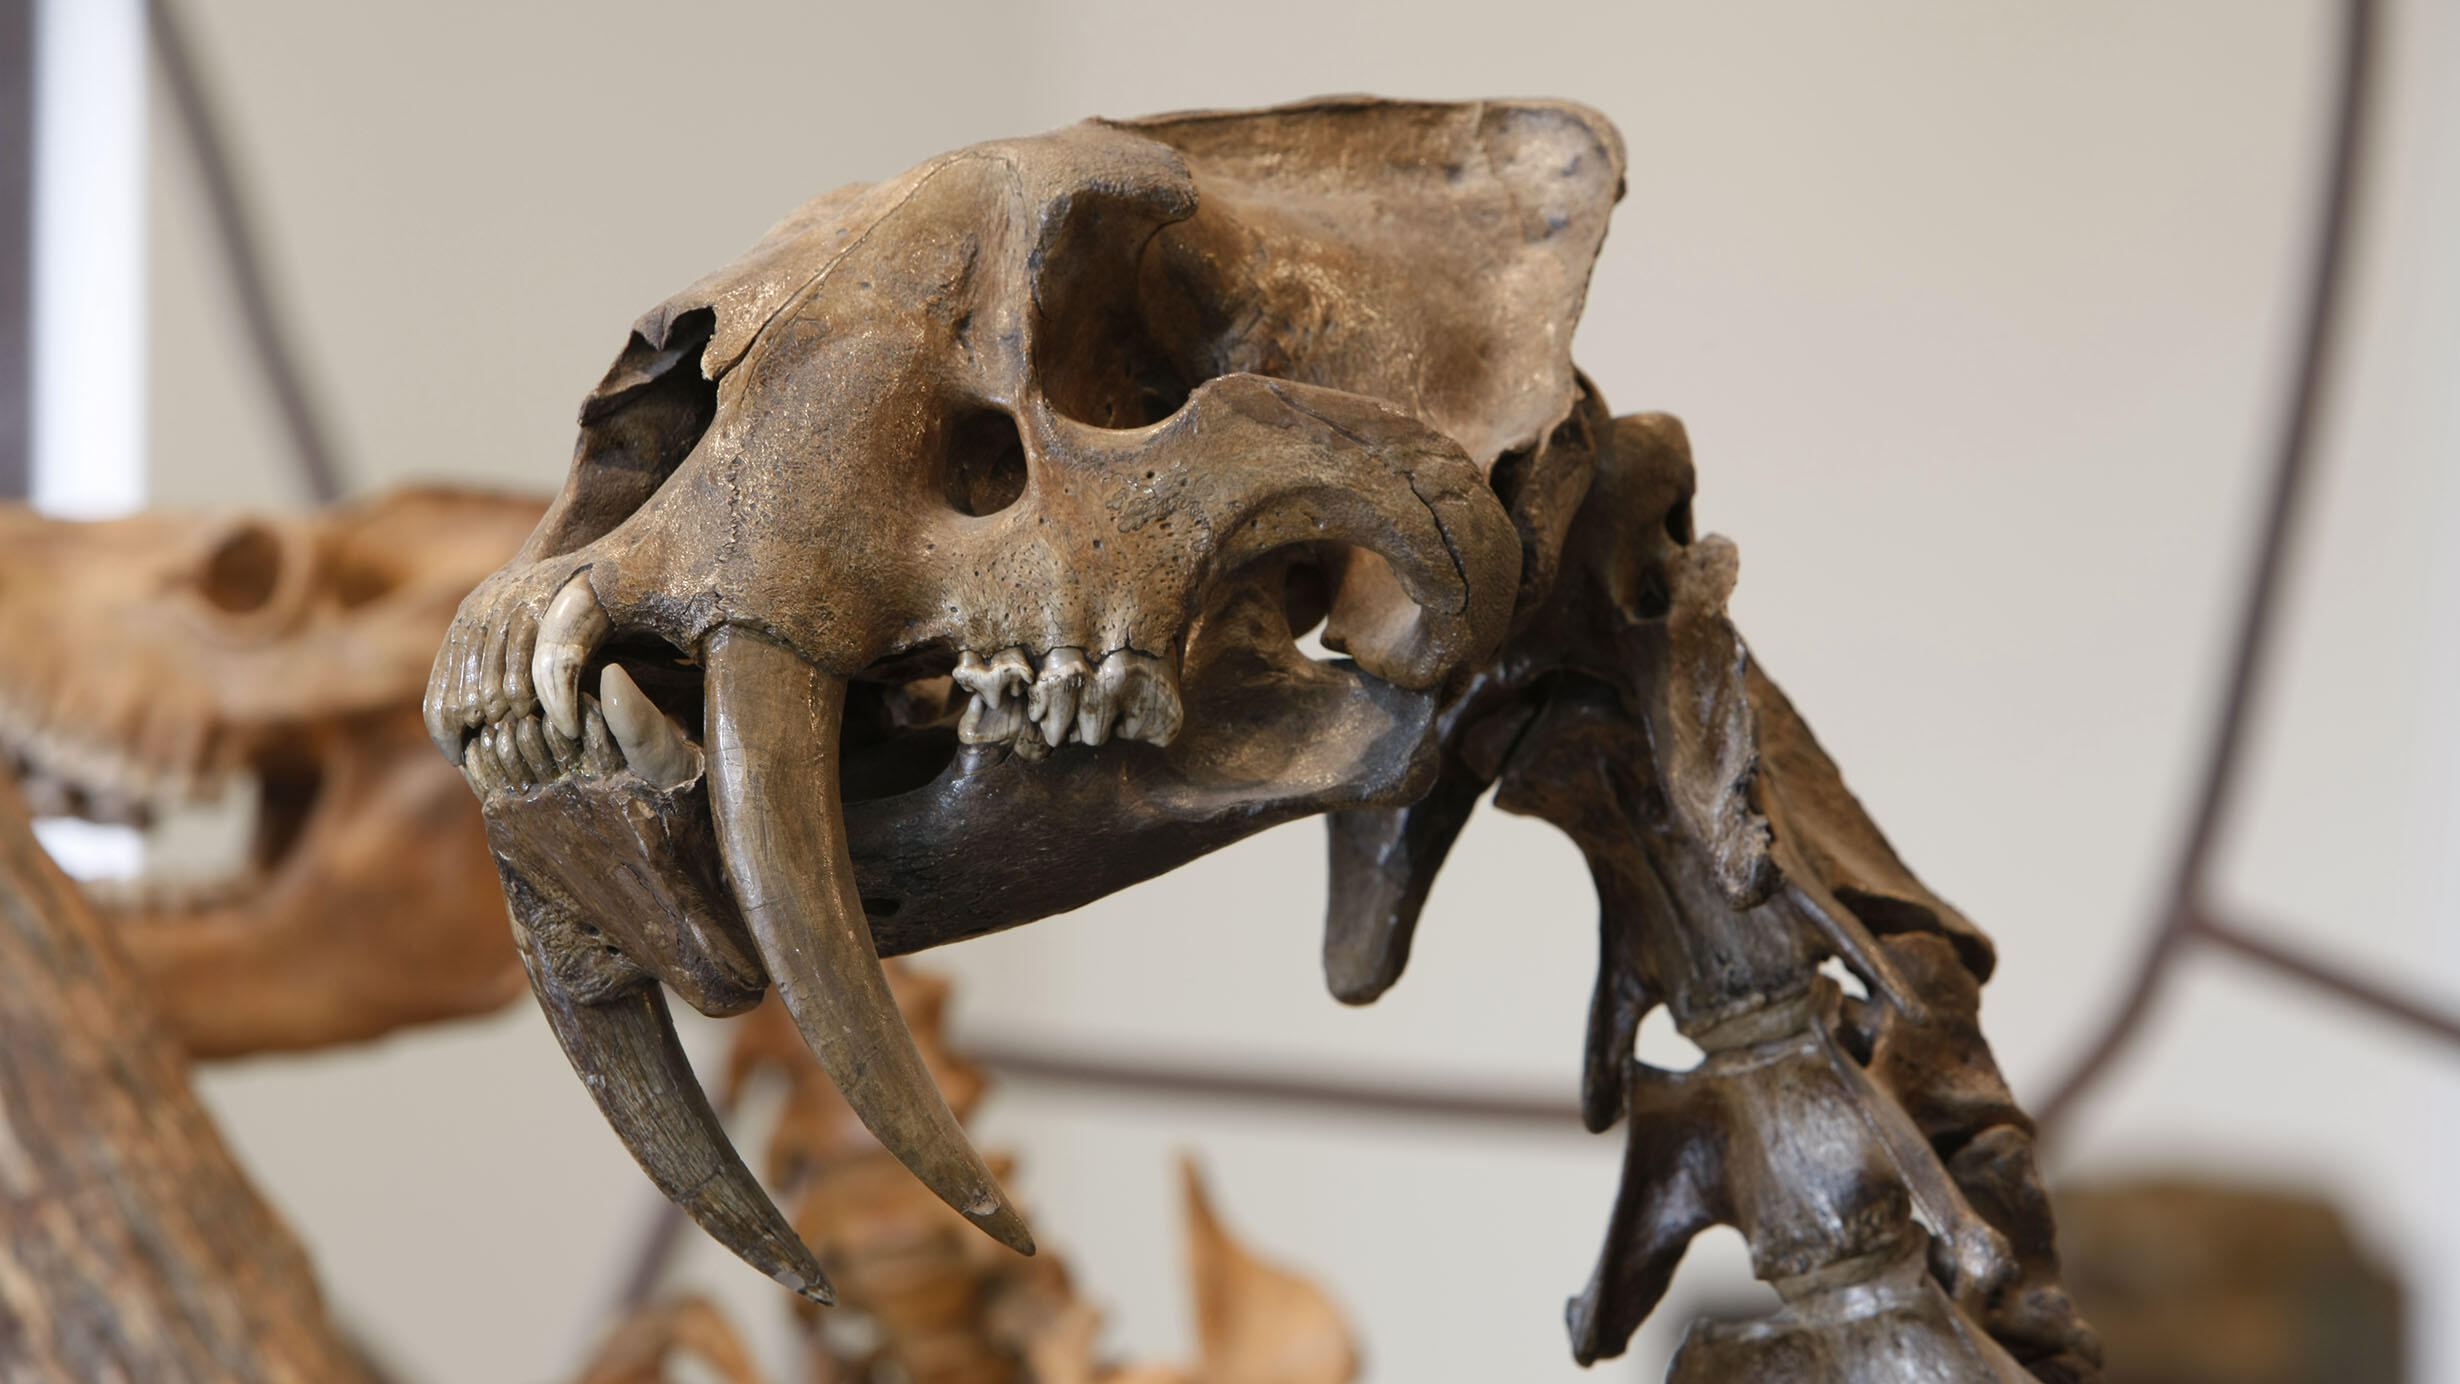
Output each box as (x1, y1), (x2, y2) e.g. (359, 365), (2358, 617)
(850, 647), (1443, 956)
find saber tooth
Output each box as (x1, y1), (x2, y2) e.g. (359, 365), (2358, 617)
(600, 663), (700, 788)
(533, 573), (613, 740)
(704, 625), (1035, 1258)
(515, 914), (831, 1304)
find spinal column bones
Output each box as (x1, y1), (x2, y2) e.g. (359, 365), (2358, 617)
(427, 99), (2101, 1379)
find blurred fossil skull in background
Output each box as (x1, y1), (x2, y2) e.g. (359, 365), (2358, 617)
(0, 488), (543, 1055)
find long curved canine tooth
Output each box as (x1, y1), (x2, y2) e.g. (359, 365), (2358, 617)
(533, 573), (613, 740)
(704, 626), (1035, 1257)
(515, 914), (831, 1303)
(600, 663), (700, 788)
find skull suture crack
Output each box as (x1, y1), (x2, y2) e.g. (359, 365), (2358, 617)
(426, 98), (2101, 1381)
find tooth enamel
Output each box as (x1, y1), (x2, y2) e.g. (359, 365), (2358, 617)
(522, 945), (833, 1304)
(953, 648), (1032, 745)
(957, 692), (1026, 745)
(600, 663), (699, 788)
(1029, 647), (1088, 747)
(1098, 650), (1184, 746)
(489, 721), (528, 787)
(579, 695), (626, 777)
(533, 573), (613, 740)
(704, 626), (1036, 1257)
(513, 714), (559, 782)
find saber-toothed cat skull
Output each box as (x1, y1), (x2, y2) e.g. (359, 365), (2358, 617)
(427, 99), (1611, 1294)
(429, 98), (2096, 1379)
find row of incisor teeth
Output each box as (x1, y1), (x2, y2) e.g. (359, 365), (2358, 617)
(461, 661), (702, 796)
(952, 646), (1181, 759)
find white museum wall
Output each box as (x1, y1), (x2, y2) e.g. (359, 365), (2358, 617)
(129, 2), (2460, 1381)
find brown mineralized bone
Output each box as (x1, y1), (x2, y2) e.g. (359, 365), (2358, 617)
(435, 97), (1605, 1268)
(705, 964), (1356, 1384)
(0, 773), (377, 1384)
(1332, 412), (2102, 1377)
(0, 488), (542, 1056)
(432, 97), (2091, 1378)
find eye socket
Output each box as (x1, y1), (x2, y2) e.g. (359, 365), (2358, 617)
(944, 409), (1029, 517)
(198, 523), (286, 614)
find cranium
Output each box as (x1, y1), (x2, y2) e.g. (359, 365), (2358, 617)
(430, 98), (2094, 1376)
(0, 488), (542, 1055)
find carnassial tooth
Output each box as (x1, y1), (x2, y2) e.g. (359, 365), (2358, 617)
(1098, 650), (1184, 746)
(957, 691), (1027, 745)
(953, 649), (1033, 746)
(600, 664), (699, 789)
(1028, 647), (1088, 747)
(533, 573), (613, 740)
(704, 626), (1034, 1258)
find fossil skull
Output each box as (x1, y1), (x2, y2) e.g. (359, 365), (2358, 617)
(0, 488), (542, 1056)
(427, 98), (1623, 1298)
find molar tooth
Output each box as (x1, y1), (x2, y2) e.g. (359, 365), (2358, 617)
(600, 664), (699, 789)
(1098, 650), (1184, 747)
(533, 574), (613, 740)
(1028, 648), (1088, 747)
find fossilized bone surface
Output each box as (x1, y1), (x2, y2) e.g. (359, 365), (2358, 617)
(612, 962), (1358, 1384)
(430, 97), (2098, 1378)
(0, 488), (542, 1055)
(0, 773), (377, 1383)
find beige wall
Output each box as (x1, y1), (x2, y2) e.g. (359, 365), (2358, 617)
(152, 3), (2460, 1380)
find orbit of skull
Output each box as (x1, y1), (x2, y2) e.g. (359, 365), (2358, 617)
(427, 99), (2102, 1379)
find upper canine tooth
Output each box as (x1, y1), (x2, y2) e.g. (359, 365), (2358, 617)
(1029, 648), (1088, 747)
(1099, 650), (1184, 746)
(600, 664), (699, 788)
(533, 573), (613, 740)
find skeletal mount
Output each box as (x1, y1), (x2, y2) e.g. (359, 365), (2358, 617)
(427, 98), (2100, 1380)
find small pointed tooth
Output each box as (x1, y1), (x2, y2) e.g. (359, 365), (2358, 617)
(705, 626), (1035, 1258)
(513, 714), (558, 782)
(543, 716), (580, 773)
(579, 696), (625, 776)
(479, 620), (513, 723)
(1029, 648), (1087, 747)
(485, 722), (523, 787)
(461, 733), (507, 796)
(1009, 725), (1052, 761)
(1099, 650), (1184, 746)
(515, 923), (831, 1303)
(533, 574), (614, 740)
(600, 664), (699, 788)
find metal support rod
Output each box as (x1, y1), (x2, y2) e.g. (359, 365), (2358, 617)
(145, 0), (345, 502)
(2033, 0), (2379, 1140)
